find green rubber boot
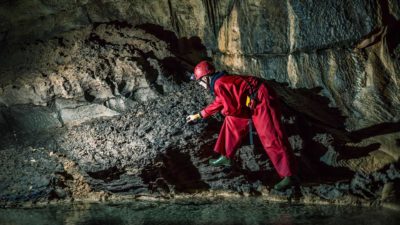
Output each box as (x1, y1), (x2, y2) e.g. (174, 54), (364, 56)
(209, 155), (231, 167)
(273, 176), (299, 191)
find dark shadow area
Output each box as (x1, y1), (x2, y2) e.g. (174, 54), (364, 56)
(160, 148), (210, 192)
(356, 0), (400, 58)
(132, 55), (164, 95)
(235, 138), (278, 188)
(136, 23), (179, 51)
(140, 148), (210, 194)
(86, 32), (109, 47)
(270, 79), (400, 185)
(0, 106), (13, 149)
(269, 82), (347, 130)
(327, 144), (389, 183)
(136, 23), (211, 75)
(196, 116), (223, 160)
(381, 0), (400, 56)
(161, 56), (192, 83)
(84, 90), (96, 102)
(350, 121), (400, 141)
(93, 20), (133, 30)
(87, 166), (126, 183)
(260, 80), (354, 182)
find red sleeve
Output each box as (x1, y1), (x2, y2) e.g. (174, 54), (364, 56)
(200, 95), (223, 118)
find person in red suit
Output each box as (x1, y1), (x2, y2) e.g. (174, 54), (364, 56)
(186, 60), (298, 190)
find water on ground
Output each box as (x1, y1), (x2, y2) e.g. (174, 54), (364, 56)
(0, 198), (399, 225)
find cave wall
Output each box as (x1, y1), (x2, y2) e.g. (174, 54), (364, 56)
(1, 0), (399, 128)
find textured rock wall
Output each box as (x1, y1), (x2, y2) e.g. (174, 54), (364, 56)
(0, 23), (193, 132)
(1, 0), (399, 169)
(1, 0), (399, 128)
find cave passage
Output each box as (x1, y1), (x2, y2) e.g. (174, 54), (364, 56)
(0, 0), (400, 213)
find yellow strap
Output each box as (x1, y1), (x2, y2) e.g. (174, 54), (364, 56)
(194, 113), (201, 120)
(246, 96), (251, 107)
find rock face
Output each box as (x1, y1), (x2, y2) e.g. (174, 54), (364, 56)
(0, 0), (399, 206)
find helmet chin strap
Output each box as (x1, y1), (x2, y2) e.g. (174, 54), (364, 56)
(198, 76), (211, 89)
(206, 76), (211, 89)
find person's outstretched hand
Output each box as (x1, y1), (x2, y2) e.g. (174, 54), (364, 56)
(186, 113), (201, 123)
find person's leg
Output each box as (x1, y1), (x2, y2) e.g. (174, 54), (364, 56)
(252, 85), (297, 178)
(214, 116), (250, 158)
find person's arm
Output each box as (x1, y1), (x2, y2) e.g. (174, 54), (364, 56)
(186, 97), (222, 123)
(200, 94), (223, 118)
(186, 82), (224, 123)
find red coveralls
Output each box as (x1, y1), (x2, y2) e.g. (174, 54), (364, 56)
(200, 74), (296, 177)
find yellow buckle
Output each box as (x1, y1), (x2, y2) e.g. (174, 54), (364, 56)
(246, 96), (251, 107)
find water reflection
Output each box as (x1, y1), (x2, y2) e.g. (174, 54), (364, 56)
(272, 213), (293, 225)
(0, 199), (399, 225)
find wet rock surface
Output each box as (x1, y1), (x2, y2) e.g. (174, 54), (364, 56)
(2, 199), (400, 225)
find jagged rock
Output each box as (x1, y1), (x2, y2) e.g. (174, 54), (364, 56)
(53, 98), (88, 111)
(0, 146), (62, 203)
(381, 181), (400, 210)
(7, 105), (62, 133)
(59, 103), (120, 126)
(0, 109), (8, 134)
(54, 97), (121, 126)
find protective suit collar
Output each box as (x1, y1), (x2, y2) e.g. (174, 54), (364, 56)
(210, 71), (226, 96)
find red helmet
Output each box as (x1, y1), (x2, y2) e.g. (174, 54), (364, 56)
(193, 60), (215, 80)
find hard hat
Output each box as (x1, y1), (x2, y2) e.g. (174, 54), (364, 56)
(193, 60), (215, 80)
